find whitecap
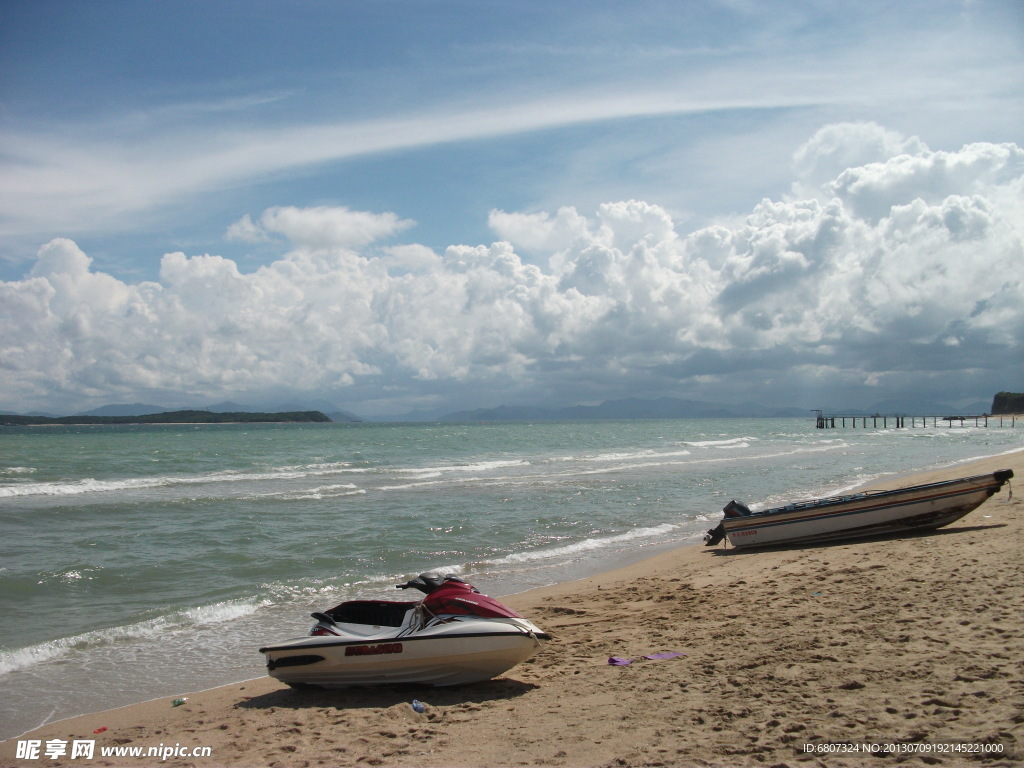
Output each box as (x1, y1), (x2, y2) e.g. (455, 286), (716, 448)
(487, 523), (678, 566)
(0, 597), (269, 676)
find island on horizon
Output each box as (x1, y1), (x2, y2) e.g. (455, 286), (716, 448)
(0, 410), (333, 427)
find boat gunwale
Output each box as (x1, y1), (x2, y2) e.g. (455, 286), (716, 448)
(727, 470), (1006, 524)
(711, 469), (1012, 548)
(728, 508), (974, 548)
(723, 483), (998, 533)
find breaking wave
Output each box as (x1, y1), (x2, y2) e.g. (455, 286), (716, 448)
(0, 462), (356, 499)
(489, 523), (679, 566)
(0, 597), (268, 676)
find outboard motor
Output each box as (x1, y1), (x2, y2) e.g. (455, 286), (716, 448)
(723, 500), (751, 518)
(704, 500), (751, 546)
(704, 522), (726, 546)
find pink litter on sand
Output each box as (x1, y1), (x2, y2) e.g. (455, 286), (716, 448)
(609, 651), (685, 665)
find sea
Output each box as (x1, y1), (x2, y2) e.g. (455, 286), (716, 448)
(1, 417), (1020, 739)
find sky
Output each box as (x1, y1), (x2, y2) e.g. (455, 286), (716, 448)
(1, 0), (1023, 417)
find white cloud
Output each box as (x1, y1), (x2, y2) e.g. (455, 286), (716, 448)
(223, 214), (267, 243)
(487, 207), (591, 256)
(2, 125), (1021, 414)
(226, 206), (414, 250)
(791, 122), (927, 197)
(0, 85), (821, 241)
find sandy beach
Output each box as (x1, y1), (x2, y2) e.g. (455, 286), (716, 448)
(3, 450), (1022, 768)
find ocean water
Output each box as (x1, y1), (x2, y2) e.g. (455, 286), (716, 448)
(1, 418), (1020, 738)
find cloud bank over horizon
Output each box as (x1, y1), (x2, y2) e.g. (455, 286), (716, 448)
(2, 123), (1022, 416)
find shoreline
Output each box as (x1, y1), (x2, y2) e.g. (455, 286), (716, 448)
(3, 449), (1022, 766)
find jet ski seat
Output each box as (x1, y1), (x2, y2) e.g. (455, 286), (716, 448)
(326, 600), (412, 627)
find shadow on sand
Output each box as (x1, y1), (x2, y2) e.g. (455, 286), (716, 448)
(234, 676), (538, 712)
(704, 521), (1007, 556)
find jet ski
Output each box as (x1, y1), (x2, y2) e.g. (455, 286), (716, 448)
(259, 572), (550, 688)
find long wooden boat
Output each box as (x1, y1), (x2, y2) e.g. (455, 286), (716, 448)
(704, 469), (1013, 549)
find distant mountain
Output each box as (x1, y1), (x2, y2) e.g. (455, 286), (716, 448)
(76, 402), (168, 417)
(271, 400), (361, 422)
(442, 397), (808, 422)
(10, 398), (363, 422)
(445, 404), (560, 422)
(961, 400), (996, 414)
(324, 411), (361, 423)
(206, 399), (361, 422)
(862, 398), (993, 415)
(992, 392), (1024, 415)
(2, 410), (333, 426)
(372, 407), (453, 422)
(203, 400), (252, 413)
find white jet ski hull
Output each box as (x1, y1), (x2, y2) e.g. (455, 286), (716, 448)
(261, 618), (548, 687)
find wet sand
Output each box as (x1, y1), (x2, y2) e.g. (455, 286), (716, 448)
(3, 451), (1022, 767)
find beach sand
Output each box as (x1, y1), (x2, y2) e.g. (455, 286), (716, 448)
(3, 451), (1022, 767)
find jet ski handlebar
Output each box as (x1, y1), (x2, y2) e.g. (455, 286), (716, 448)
(396, 571), (469, 594)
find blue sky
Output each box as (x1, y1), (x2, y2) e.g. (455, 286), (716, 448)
(1, 0), (1023, 416)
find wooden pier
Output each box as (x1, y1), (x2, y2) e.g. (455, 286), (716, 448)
(813, 410), (1018, 429)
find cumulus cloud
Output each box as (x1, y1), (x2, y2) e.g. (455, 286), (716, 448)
(226, 206), (414, 249)
(791, 121), (927, 196)
(2, 125), (1022, 414)
(487, 207), (591, 256)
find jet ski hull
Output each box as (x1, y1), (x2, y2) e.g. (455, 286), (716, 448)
(261, 618), (549, 687)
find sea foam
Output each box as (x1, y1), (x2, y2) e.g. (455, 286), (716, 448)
(490, 523), (679, 566)
(0, 597), (268, 676)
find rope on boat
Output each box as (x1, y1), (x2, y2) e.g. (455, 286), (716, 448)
(509, 618), (543, 646)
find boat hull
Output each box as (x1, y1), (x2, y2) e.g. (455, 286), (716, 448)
(718, 469), (1012, 549)
(260, 619), (549, 687)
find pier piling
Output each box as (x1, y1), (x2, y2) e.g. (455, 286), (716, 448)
(812, 410), (1015, 429)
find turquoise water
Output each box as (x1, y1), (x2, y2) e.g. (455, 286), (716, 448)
(1, 418), (1020, 737)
